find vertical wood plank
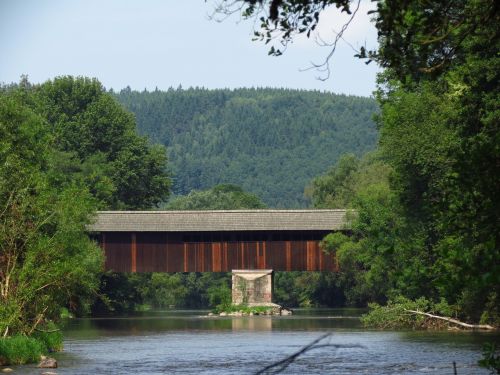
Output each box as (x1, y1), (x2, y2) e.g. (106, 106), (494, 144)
(307, 241), (317, 271)
(200, 243), (205, 272)
(240, 242), (245, 269)
(223, 242), (228, 272)
(102, 232), (107, 270)
(183, 243), (188, 272)
(100, 230), (339, 273)
(211, 243), (219, 272)
(287, 241), (291, 271)
(318, 241), (324, 271)
(305, 241), (309, 271)
(131, 233), (137, 273)
(263, 241), (267, 269)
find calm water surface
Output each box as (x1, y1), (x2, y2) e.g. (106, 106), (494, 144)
(13, 309), (499, 374)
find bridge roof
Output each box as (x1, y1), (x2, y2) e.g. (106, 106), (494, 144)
(89, 209), (350, 232)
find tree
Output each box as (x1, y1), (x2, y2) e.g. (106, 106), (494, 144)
(1, 77), (174, 330)
(165, 184), (266, 210)
(27, 76), (171, 209)
(307, 152), (391, 209)
(307, 154), (359, 208)
(214, 0), (499, 81)
(377, 78), (499, 323)
(0, 91), (102, 336)
(232, 0), (499, 322)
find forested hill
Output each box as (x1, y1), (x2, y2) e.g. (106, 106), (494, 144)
(115, 87), (378, 207)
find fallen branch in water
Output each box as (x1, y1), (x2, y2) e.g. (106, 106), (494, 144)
(254, 333), (364, 374)
(405, 310), (496, 330)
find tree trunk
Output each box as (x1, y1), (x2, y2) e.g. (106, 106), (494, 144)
(405, 309), (496, 330)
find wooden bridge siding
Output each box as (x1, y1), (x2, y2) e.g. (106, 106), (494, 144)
(102, 232), (132, 272)
(266, 241), (287, 270)
(98, 231), (337, 272)
(136, 232), (168, 272)
(167, 242), (184, 273)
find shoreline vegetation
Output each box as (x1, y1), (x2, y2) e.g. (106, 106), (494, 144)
(0, 328), (62, 366)
(361, 298), (498, 331)
(211, 303), (292, 317)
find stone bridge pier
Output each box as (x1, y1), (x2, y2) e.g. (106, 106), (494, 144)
(231, 270), (273, 306)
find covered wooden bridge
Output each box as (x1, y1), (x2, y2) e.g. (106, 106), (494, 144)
(89, 209), (349, 273)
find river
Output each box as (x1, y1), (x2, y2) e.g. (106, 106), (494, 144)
(12, 309), (499, 374)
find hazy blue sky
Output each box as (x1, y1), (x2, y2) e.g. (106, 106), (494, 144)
(0, 1), (379, 96)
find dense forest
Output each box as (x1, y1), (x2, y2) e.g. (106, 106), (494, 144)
(115, 88), (378, 207)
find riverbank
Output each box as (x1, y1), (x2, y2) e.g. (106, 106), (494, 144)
(0, 330), (62, 366)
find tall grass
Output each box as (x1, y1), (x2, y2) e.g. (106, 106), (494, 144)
(0, 336), (44, 365)
(0, 324), (63, 365)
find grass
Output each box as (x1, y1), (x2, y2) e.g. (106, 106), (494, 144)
(0, 335), (44, 366)
(0, 324), (63, 366)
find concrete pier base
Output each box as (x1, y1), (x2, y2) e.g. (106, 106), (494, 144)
(231, 269), (273, 305)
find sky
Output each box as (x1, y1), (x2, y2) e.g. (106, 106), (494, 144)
(0, 0), (379, 97)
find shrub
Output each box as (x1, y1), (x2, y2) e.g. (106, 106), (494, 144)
(33, 323), (63, 352)
(0, 335), (44, 365)
(361, 296), (455, 329)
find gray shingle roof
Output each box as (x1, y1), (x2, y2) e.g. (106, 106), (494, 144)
(89, 209), (350, 232)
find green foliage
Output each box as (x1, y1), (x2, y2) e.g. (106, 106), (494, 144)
(91, 272), (146, 314)
(7, 76), (171, 210)
(217, 1), (351, 60)
(307, 154), (359, 208)
(478, 343), (500, 374)
(1, 76), (172, 336)
(311, 152), (402, 306)
(0, 324), (62, 365)
(33, 322), (63, 352)
(115, 87), (378, 208)
(92, 272), (233, 313)
(312, 72), (499, 321)
(306, 1), (499, 322)
(480, 293), (500, 327)
(273, 271), (346, 308)
(377, 73), (499, 322)
(361, 296), (455, 329)
(0, 92), (103, 336)
(59, 307), (74, 319)
(0, 335), (44, 366)
(182, 273), (232, 308)
(207, 283), (232, 310)
(230, 1), (497, 84)
(308, 151), (392, 209)
(142, 273), (188, 308)
(213, 304), (274, 315)
(165, 184), (266, 210)
(372, 0), (499, 83)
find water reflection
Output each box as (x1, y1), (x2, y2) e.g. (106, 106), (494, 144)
(231, 317), (273, 331)
(62, 308), (365, 336)
(13, 309), (499, 375)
